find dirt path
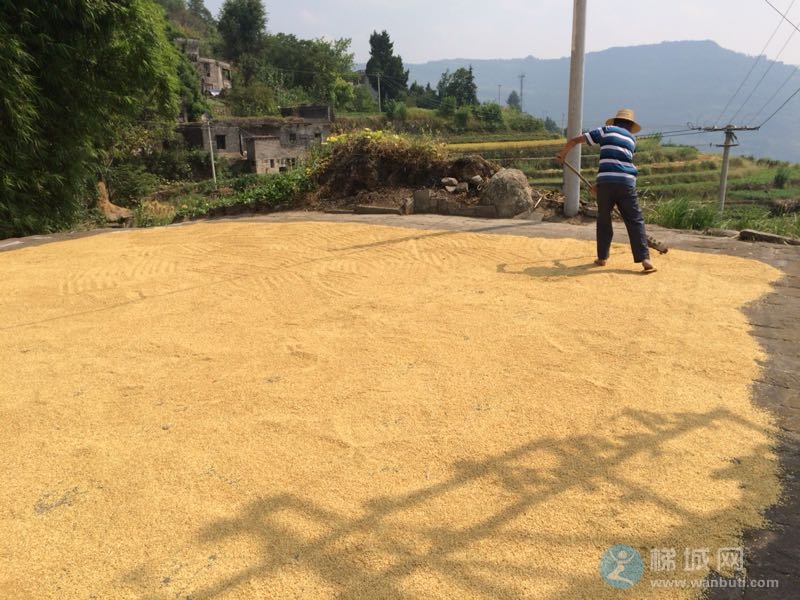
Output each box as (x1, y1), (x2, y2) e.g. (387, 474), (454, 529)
(1, 215), (798, 599)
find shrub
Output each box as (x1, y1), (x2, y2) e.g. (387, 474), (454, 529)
(105, 163), (160, 206)
(437, 96), (456, 118)
(453, 106), (471, 130)
(773, 167), (790, 189)
(473, 102), (504, 131)
(649, 197), (718, 230)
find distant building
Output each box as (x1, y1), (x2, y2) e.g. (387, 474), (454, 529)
(177, 106), (333, 174)
(175, 37), (232, 96)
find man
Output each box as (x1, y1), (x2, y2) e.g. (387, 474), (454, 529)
(556, 108), (656, 273)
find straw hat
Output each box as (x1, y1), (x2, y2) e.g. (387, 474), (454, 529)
(606, 108), (641, 133)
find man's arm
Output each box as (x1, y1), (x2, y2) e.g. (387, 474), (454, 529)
(556, 134), (587, 164)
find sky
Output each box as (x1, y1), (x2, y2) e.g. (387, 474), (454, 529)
(203, 0), (800, 67)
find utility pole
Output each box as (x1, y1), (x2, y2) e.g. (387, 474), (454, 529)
(498, 84), (503, 104)
(203, 114), (217, 188)
(564, 0), (587, 217)
(377, 73), (382, 113)
(518, 74), (526, 112)
(695, 125), (759, 212)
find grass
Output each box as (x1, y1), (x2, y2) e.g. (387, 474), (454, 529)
(645, 197), (800, 237)
(647, 198), (719, 230)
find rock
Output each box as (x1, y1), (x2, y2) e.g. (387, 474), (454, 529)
(469, 175), (484, 187)
(403, 197), (414, 214)
(446, 155), (499, 180)
(479, 168), (534, 218)
(413, 189), (436, 213)
(445, 186), (457, 193)
(441, 177), (459, 187)
(739, 229), (800, 245)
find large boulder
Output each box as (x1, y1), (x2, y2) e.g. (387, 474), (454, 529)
(479, 168), (533, 218)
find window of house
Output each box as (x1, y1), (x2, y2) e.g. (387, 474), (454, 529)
(289, 133), (297, 143)
(215, 135), (226, 150)
(270, 159), (275, 169)
(222, 69), (231, 81)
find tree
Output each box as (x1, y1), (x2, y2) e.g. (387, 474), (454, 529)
(507, 90), (521, 111)
(365, 30), (409, 106)
(263, 34), (355, 109)
(437, 66), (478, 107)
(408, 81), (438, 109)
(218, 0), (267, 61)
(228, 81), (277, 116)
(0, 0), (180, 238)
(187, 0), (213, 22)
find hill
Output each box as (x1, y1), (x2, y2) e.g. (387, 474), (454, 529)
(407, 41), (800, 163)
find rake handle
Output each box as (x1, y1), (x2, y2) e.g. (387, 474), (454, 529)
(561, 159), (594, 188)
(558, 157), (668, 254)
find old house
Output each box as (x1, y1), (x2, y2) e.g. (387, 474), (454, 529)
(175, 38), (232, 96)
(177, 106), (333, 174)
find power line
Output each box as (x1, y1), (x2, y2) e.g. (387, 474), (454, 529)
(730, 23), (798, 125)
(758, 82), (800, 126)
(747, 64), (800, 123)
(754, 0), (800, 126)
(714, 0), (796, 126)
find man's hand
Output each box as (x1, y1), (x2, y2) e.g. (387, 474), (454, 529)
(556, 150), (567, 165)
(589, 184), (597, 198)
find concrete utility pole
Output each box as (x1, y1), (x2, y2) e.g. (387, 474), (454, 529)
(518, 74), (526, 112)
(696, 125), (759, 212)
(202, 114), (217, 188)
(564, 0), (587, 217)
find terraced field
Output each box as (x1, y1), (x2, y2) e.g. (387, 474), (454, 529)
(447, 137), (800, 236)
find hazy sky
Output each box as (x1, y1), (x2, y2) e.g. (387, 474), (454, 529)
(203, 0), (800, 66)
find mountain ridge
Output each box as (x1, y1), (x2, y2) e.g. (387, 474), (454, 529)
(405, 40), (800, 162)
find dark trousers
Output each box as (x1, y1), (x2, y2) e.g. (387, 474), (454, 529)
(596, 182), (650, 263)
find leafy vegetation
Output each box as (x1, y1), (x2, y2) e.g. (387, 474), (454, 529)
(1, 0), (180, 239)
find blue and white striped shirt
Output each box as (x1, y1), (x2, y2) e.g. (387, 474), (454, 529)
(583, 125), (638, 186)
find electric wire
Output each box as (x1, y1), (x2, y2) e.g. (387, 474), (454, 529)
(729, 15), (798, 125)
(713, 0), (796, 127)
(746, 64), (800, 123)
(756, 0), (800, 126)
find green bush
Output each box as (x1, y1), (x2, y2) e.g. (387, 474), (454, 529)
(437, 96), (456, 118)
(473, 102), (504, 131)
(106, 163), (160, 206)
(773, 167), (790, 189)
(649, 197), (718, 230)
(234, 169), (313, 208)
